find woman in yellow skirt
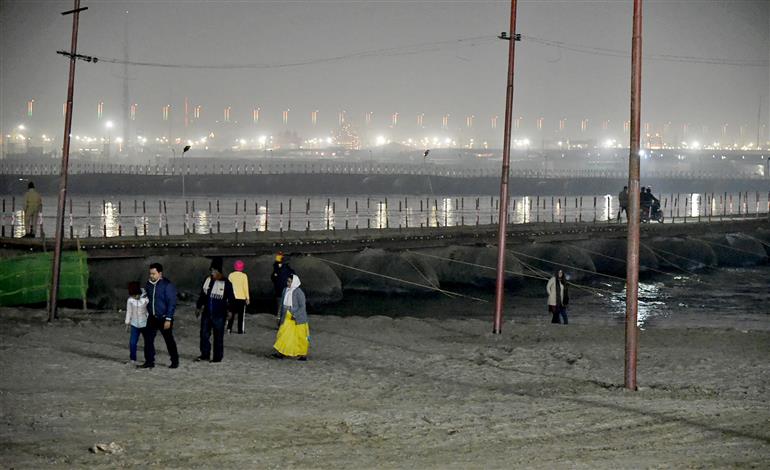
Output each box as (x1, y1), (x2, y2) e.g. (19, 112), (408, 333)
(273, 275), (310, 360)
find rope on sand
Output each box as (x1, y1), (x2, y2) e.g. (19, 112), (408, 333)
(402, 255), (456, 300)
(639, 242), (705, 278)
(505, 248), (627, 282)
(699, 238), (769, 258)
(744, 234), (770, 250)
(564, 242), (680, 279)
(315, 256), (489, 303)
(407, 251), (548, 282)
(408, 250), (616, 297)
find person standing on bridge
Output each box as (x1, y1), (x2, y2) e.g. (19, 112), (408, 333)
(227, 259), (249, 334)
(617, 186), (629, 222)
(196, 257), (235, 363)
(141, 262), (180, 369)
(546, 270), (569, 325)
(23, 181), (42, 238)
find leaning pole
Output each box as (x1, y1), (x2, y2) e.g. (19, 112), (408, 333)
(493, 0), (519, 334)
(625, 0), (643, 390)
(49, 0), (86, 322)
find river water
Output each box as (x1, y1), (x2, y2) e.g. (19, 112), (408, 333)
(320, 264), (770, 330)
(2, 191), (767, 238)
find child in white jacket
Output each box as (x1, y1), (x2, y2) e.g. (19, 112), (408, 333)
(125, 282), (149, 365)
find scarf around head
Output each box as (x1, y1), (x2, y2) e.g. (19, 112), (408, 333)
(283, 275), (301, 309)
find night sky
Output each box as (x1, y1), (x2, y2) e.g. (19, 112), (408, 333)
(1, 0), (768, 145)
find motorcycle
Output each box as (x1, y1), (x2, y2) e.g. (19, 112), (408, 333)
(641, 204), (664, 223)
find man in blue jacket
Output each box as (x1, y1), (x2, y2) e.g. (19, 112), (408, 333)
(140, 262), (180, 369)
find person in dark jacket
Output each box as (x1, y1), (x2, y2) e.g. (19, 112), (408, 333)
(140, 262), (180, 369)
(270, 252), (294, 318)
(617, 186), (628, 222)
(196, 257), (235, 363)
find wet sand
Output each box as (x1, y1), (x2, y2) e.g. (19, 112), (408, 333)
(1, 303), (768, 468)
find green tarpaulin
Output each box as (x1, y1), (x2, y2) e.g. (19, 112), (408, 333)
(0, 252), (88, 306)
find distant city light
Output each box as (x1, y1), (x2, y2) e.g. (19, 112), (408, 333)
(105, 120), (114, 129)
(375, 135), (387, 146)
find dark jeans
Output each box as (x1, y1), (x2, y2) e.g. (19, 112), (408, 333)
(129, 325), (143, 361)
(227, 299), (246, 334)
(142, 315), (179, 366)
(200, 312), (226, 361)
(550, 305), (569, 324)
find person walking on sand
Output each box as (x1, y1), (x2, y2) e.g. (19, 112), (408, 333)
(546, 270), (569, 325)
(270, 251), (294, 321)
(140, 262), (180, 369)
(273, 274), (310, 361)
(196, 257), (235, 363)
(23, 181), (42, 237)
(617, 186), (628, 222)
(227, 260), (249, 334)
(124, 281), (149, 366)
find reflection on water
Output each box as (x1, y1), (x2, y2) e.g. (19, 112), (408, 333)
(690, 193), (700, 218)
(325, 201), (336, 230)
(258, 205), (268, 232)
(443, 198), (453, 227)
(604, 195), (613, 222)
(3, 192), (767, 238)
(13, 210), (24, 238)
(103, 201), (118, 237)
(610, 281), (670, 327)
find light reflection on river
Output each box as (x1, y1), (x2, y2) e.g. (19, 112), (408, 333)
(1, 192), (767, 238)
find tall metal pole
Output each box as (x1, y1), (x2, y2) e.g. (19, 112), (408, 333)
(493, 0), (518, 334)
(625, 0), (643, 390)
(49, 0), (85, 322)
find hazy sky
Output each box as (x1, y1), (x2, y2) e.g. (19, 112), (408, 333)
(1, 0), (768, 144)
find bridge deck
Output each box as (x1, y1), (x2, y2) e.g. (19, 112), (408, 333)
(2, 218), (766, 259)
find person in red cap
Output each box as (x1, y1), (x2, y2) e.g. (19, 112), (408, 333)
(227, 259), (250, 334)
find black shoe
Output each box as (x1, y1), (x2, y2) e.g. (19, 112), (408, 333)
(138, 362), (154, 369)
(169, 363), (179, 369)
(210, 359), (222, 363)
(297, 356), (308, 362)
(194, 356), (209, 362)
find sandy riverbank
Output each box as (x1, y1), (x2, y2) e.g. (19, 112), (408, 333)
(1, 305), (768, 468)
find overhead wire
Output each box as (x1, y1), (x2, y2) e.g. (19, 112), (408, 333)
(81, 33), (767, 70)
(93, 35), (498, 70)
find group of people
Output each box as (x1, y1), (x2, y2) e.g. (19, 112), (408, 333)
(122, 252), (310, 368)
(616, 185), (661, 221)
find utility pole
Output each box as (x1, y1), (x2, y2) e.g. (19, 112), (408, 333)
(625, 0), (643, 390)
(49, 0), (88, 322)
(493, 0), (520, 334)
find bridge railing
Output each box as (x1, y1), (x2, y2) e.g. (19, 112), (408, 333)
(2, 192), (768, 239)
(1, 160), (766, 180)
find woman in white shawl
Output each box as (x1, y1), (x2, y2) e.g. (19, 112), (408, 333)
(273, 275), (310, 360)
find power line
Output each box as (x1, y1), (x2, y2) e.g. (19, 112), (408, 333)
(92, 35), (498, 70)
(523, 35), (770, 67)
(76, 33), (769, 71)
